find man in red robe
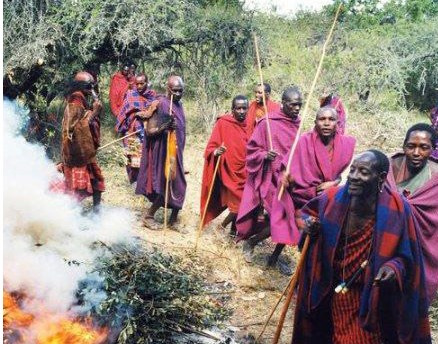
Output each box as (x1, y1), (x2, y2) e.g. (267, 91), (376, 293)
(246, 83), (281, 136)
(117, 73), (156, 183)
(388, 123), (438, 302)
(269, 106), (356, 273)
(236, 86), (302, 262)
(109, 60), (136, 117)
(60, 71), (104, 211)
(200, 95), (250, 236)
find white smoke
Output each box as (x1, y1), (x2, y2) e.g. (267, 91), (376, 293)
(3, 99), (133, 315)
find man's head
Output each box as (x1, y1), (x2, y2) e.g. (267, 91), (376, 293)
(254, 83), (271, 105)
(315, 106), (338, 140)
(347, 150), (389, 197)
(135, 73), (148, 94)
(281, 86), (302, 118)
(73, 71), (96, 96)
(121, 60), (136, 77)
(403, 123), (437, 174)
(167, 76), (184, 102)
(231, 95), (249, 122)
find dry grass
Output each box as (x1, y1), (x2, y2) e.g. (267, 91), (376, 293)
(95, 105), (436, 343)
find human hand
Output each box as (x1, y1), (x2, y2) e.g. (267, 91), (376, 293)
(92, 99), (102, 113)
(280, 172), (295, 189)
(265, 150), (278, 161)
(302, 216), (320, 237)
(316, 180), (338, 194)
(374, 265), (396, 285)
(214, 145), (227, 156)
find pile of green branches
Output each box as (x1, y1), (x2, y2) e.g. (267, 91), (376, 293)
(77, 242), (230, 343)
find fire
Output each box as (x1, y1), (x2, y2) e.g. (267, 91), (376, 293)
(3, 291), (108, 344)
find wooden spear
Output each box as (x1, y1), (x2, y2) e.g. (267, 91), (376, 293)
(271, 236), (310, 344)
(253, 33), (274, 151)
(97, 129), (142, 151)
(277, 3), (343, 201)
(195, 142), (225, 250)
(164, 93), (174, 231)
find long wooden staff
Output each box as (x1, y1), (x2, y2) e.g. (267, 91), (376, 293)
(97, 129), (142, 151)
(195, 142), (225, 250)
(271, 236), (310, 344)
(277, 3), (342, 201)
(163, 93), (174, 231)
(253, 33), (274, 151)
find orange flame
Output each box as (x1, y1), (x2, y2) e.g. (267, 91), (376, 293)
(3, 291), (108, 344)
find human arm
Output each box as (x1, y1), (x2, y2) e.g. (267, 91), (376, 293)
(316, 177), (342, 194)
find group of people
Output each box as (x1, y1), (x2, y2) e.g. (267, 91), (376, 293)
(57, 60), (438, 343)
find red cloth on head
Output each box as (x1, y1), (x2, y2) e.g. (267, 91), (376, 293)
(200, 114), (250, 228)
(246, 99), (281, 136)
(109, 72), (132, 117)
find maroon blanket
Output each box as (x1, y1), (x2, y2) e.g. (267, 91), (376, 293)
(271, 129), (356, 245)
(236, 109), (300, 239)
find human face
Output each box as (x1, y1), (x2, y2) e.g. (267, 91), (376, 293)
(282, 93), (302, 118)
(254, 85), (268, 104)
(315, 109), (337, 139)
(121, 65), (130, 77)
(232, 99), (249, 122)
(135, 76), (147, 93)
(129, 64), (136, 77)
(168, 83), (184, 102)
(404, 130), (433, 174)
(347, 152), (384, 197)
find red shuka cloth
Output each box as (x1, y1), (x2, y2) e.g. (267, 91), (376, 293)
(271, 129), (356, 245)
(109, 72), (132, 117)
(200, 114), (250, 228)
(246, 99), (281, 136)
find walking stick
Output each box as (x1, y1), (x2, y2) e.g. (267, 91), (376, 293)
(271, 236), (310, 344)
(277, 3), (343, 201)
(164, 94), (174, 231)
(97, 129), (142, 151)
(195, 143), (225, 250)
(253, 33), (274, 151)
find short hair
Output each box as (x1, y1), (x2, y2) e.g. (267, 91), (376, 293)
(122, 59), (136, 68)
(232, 95), (248, 108)
(403, 123), (437, 148)
(281, 86), (302, 101)
(367, 149), (390, 174)
(316, 106), (338, 119)
(258, 83), (271, 94)
(136, 73), (148, 83)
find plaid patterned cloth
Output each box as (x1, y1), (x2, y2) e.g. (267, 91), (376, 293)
(116, 89), (156, 145)
(292, 184), (431, 344)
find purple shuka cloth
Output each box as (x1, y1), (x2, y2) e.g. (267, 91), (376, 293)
(135, 96), (186, 209)
(388, 153), (438, 302)
(236, 110), (300, 239)
(330, 96), (347, 135)
(271, 129), (356, 245)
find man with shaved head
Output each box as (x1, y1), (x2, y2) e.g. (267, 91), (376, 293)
(292, 150), (430, 344)
(269, 106), (356, 274)
(117, 73), (156, 183)
(136, 76), (187, 230)
(236, 86), (302, 262)
(60, 71), (104, 211)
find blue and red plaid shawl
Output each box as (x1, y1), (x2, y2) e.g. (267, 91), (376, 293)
(292, 184), (431, 344)
(116, 89), (156, 142)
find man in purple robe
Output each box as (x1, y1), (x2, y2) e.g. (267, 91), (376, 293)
(136, 76), (186, 231)
(269, 106), (356, 273)
(117, 73), (156, 183)
(236, 86), (302, 263)
(388, 123), (438, 302)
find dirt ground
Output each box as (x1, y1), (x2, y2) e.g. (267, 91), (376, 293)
(98, 128), (299, 344)
(97, 124), (438, 344)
